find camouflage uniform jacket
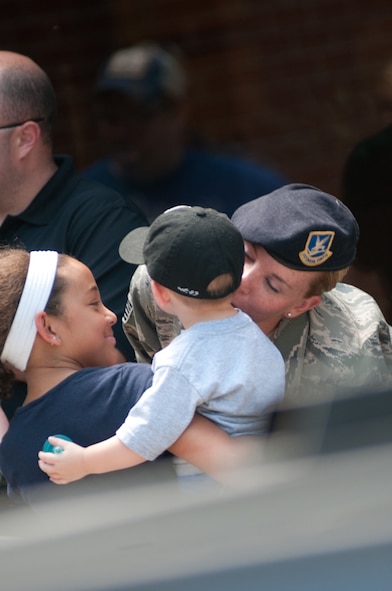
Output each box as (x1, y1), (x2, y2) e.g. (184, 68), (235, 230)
(123, 266), (392, 407)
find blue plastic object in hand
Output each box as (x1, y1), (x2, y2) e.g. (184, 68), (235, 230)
(42, 434), (73, 454)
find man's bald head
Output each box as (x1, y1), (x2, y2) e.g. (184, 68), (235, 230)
(0, 51), (56, 143)
(0, 50), (41, 69)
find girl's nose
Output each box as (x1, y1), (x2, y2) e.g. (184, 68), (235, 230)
(105, 308), (117, 325)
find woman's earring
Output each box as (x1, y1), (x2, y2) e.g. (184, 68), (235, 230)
(286, 312), (292, 318)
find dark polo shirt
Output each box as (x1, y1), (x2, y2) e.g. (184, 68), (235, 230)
(0, 155), (148, 415)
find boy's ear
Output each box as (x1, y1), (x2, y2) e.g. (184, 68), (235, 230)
(150, 279), (172, 309)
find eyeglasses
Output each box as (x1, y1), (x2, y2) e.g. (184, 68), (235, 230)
(0, 118), (45, 130)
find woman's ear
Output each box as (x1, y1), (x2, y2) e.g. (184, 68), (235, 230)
(35, 312), (61, 346)
(290, 294), (322, 318)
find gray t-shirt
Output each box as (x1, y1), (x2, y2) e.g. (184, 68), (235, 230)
(117, 310), (285, 460)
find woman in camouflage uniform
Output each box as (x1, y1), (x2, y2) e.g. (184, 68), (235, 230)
(122, 184), (392, 407)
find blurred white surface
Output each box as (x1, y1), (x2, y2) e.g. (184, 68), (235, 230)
(1, 437), (392, 591)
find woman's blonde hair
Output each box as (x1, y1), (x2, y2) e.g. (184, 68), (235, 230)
(305, 267), (350, 297)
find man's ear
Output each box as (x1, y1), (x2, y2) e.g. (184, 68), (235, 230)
(290, 294), (322, 318)
(15, 121), (41, 159)
(35, 311), (60, 346)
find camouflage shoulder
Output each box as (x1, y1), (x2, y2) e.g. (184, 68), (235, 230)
(122, 265), (182, 362)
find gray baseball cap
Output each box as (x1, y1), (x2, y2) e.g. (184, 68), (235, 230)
(96, 43), (187, 104)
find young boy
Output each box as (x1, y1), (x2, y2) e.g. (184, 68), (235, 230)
(39, 206), (285, 485)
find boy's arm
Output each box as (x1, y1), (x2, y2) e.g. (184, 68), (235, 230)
(38, 415), (262, 486)
(38, 435), (146, 485)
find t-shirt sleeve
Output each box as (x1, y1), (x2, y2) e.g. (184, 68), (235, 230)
(116, 365), (202, 461)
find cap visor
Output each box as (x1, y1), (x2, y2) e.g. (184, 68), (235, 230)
(119, 226), (149, 264)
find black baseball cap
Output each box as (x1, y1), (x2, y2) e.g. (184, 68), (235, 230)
(231, 184), (359, 271)
(119, 206), (244, 299)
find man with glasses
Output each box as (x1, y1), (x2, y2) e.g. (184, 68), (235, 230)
(0, 50), (149, 420)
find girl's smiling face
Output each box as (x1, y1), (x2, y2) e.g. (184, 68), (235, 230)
(50, 258), (119, 368)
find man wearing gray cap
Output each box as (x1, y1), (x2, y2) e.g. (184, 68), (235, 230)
(82, 42), (286, 222)
(122, 184), (392, 406)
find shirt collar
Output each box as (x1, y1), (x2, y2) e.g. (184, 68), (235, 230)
(14, 155), (78, 225)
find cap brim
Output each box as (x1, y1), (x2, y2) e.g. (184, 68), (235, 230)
(96, 78), (146, 99)
(119, 226), (149, 264)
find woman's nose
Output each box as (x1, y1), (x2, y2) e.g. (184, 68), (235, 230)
(236, 270), (250, 294)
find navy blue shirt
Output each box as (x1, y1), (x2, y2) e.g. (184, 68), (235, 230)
(82, 148), (287, 222)
(0, 364), (154, 504)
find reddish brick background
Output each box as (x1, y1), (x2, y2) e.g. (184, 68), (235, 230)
(2, 0), (392, 198)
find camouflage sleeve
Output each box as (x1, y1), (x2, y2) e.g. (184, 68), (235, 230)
(274, 283), (392, 407)
(122, 264), (182, 363)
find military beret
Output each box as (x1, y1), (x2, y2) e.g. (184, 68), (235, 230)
(231, 183), (359, 271)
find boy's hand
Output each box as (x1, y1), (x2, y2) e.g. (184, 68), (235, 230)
(38, 436), (87, 484)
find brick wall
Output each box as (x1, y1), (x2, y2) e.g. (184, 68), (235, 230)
(2, 0), (392, 197)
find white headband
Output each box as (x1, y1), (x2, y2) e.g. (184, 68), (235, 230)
(1, 251), (59, 371)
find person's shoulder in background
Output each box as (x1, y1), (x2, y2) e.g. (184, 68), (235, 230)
(180, 147), (288, 216)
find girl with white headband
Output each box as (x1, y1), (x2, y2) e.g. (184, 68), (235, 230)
(0, 250), (58, 443)
(0, 248), (253, 504)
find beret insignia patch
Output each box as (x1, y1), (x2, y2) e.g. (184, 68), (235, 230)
(299, 231), (335, 267)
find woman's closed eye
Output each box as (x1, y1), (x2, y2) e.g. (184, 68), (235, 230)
(265, 278), (280, 293)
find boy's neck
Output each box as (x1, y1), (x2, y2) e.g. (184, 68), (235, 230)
(179, 302), (238, 329)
